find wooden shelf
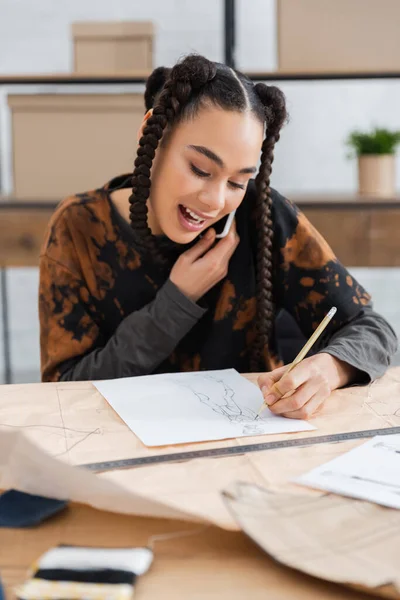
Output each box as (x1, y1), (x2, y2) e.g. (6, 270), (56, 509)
(0, 71), (150, 85)
(0, 204), (54, 267)
(1, 194), (400, 268)
(2, 70), (400, 86)
(2, 192), (400, 210)
(248, 70), (400, 81)
(289, 193), (400, 209)
(0, 198), (58, 210)
(300, 203), (400, 267)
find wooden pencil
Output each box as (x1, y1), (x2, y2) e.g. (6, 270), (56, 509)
(257, 306), (337, 416)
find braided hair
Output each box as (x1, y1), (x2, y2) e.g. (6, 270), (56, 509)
(130, 54), (287, 371)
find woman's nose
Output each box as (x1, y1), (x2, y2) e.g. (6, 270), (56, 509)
(198, 184), (225, 212)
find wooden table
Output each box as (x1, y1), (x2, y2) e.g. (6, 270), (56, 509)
(0, 503), (386, 600)
(1, 370), (400, 599)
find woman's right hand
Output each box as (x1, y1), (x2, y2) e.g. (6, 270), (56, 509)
(169, 221), (239, 303)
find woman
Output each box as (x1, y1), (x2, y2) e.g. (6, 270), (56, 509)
(39, 54), (397, 420)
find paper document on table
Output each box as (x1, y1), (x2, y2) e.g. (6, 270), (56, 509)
(0, 429), (200, 524)
(93, 369), (315, 446)
(296, 434), (400, 509)
(223, 482), (400, 599)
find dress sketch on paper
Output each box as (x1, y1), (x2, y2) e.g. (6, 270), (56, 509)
(373, 440), (400, 454)
(167, 373), (266, 435)
(320, 469), (400, 493)
(94, 368), (314, 446)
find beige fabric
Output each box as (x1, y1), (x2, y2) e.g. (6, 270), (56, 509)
(0, 370), (399, 529)
(224, 482), (400, 599)
(1, 369), (400, 599)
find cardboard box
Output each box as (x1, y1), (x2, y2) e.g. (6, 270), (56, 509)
(72, 21), (154, 73)
(277, 0), (400, 73)
(8, 93), (144, 200)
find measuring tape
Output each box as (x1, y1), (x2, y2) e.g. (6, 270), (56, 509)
(80, 426), (400, 473)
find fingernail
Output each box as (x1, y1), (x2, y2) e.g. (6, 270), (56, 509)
(205, 228), (214, 240)
(261, 386), (269, 396)
(264, 394), (277, 405)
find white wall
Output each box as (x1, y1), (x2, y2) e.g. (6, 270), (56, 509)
(272, 79), (400, 194)
(1, 0), (400, 194)
(0, 0), (223, 72)
(0, 0), (276, 73)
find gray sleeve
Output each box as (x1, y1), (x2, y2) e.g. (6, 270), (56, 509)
(60, 279), (206, 381)
(317, 305), (398, 382)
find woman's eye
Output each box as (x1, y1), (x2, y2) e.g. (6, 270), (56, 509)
(228, 181), (245, 190)
(190, 162), (246, 190)
(190, 163), (210, 178)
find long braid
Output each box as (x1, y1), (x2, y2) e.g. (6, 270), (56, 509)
(130, 55), (287, 371)
(129, 108), (167, 263)
(129, 56), (217, 264)
(250, 83), (287, 372)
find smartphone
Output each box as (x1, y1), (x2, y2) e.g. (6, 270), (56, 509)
(214, 210), (236, 239)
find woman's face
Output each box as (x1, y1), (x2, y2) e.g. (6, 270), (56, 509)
(143, 105), (264, 243)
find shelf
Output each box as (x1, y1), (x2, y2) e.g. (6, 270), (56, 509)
(290, 193), (400, 209)
(248, 70), (400, 81)
(2, 193), (400, 212)
(0, 72), (150, 85)
(2, 70), (400, 86)
(2, 195), (400, 267)
(0, 197), (58, 210)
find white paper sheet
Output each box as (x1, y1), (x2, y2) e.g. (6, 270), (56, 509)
(93, 369), (315, 446)
(296, 434), (400, 509)
(0, 429), (200, 523)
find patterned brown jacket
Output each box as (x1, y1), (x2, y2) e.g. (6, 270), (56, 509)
(39, 175), (397, 382)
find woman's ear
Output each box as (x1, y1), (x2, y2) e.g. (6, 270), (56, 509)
(137, 109), (153, 143)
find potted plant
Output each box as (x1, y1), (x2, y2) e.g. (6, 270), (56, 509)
(346, 127), (400, 197)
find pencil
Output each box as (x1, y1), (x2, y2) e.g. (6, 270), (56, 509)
(257, 306), (337, 417)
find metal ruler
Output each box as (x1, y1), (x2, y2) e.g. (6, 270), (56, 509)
(80, 426), (400, 473)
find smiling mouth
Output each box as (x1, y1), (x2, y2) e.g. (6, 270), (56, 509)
(178, 204), (207, 227)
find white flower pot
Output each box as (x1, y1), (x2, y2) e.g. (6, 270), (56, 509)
(358, 154), (396, 198)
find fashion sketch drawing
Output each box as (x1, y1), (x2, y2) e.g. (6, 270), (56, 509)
(168, 373), (270, 435)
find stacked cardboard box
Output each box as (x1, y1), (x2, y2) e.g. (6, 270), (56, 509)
(9, 21), (154, 200)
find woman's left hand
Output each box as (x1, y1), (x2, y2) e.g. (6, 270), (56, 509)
(257, 353), (358, 420)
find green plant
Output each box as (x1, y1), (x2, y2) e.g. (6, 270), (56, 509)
(346, 127), (400, 156)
